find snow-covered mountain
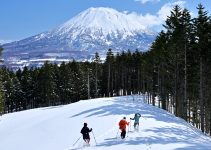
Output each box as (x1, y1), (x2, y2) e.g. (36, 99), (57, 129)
(0, 40), (13, 45)
(2, 7), (156, 69)
(0, 95), (211, 150)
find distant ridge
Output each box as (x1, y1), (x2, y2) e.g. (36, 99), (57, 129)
(2, 7), (156, 69)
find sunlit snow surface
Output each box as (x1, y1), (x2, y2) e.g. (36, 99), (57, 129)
(58, 7), (153, 36)
(1, 95), (210, 150)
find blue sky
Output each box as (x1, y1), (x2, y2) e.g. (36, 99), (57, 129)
(0, 0), (210, 42)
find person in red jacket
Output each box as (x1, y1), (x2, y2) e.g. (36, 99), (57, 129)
(118, 117), (130, 139)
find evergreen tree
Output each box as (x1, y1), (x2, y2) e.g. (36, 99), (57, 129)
(36, 62), (58, 106)
(31, 68), (42, 108)
(209, 18), (211, 135)
(17, 67), (33, 110)
(67, 61), (87, 102)
(162, 5), (193, 119)
(194, 4), (210, 133)
(0, 69), (4, 115)
(57, 62), (71, 104)
(1, 69), (20, 112)
(102, 49), (114, 96)
(11, 74), (23, 111)
(93, 52), (101, 98)
(0, 47), (3, 114)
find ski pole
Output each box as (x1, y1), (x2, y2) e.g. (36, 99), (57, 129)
(92, 130), (97, 145)
(72, 136), (82, 146)
(116, 129), (119, 139)
(127, 124), (129, 137)
(142, 116), (147, 120)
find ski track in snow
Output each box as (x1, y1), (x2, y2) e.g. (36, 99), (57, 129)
(0, 95), (211, 150)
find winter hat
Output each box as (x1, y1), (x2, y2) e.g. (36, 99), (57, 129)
(123, 117), (126, 119)
(84, 123), (87, 126)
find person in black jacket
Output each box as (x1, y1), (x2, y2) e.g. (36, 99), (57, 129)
(80, 123), (92, 144)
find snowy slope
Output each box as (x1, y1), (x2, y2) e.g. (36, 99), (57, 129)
(57, 7), (152, 36)
(0, 95), (210, 150)
(0, 40), (12, 45)
(2, 7), (156, 70)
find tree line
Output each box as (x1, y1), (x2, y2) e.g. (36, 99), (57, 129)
(145, 4), (211, 135)
(0, 4), (211, 135)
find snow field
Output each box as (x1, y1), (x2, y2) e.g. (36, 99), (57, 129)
(0, 95), (211, 150)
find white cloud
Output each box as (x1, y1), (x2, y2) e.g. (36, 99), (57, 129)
(130, 0), (186, 30)
(157, 0), (186, 21)
(135, 0), (160, 4)
(128, 12), (161, 28)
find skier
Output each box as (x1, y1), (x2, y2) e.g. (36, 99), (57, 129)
(130, 113), (141, 131)
(118, 117), (130, 139)
(80, 123), (92, 145)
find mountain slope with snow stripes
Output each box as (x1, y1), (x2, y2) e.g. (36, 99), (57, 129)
(57, 7), (151, 36)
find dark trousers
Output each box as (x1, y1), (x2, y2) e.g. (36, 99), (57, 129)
(120, 129), (126, 139)
(83, 134), (90, 143)
(134, 122), (139, 128)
